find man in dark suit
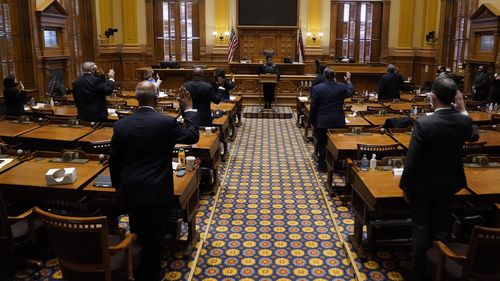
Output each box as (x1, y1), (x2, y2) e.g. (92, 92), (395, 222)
(472, 65), (490, 101)
(257, 56), (280, 109)
(378, 64), (404, 101)
(72, 62), (116, 122)
(400, 78), (478, 281)
(109, 81), (199, 281)
(310, 68), (354, 172)
(183, 67), (222, 126)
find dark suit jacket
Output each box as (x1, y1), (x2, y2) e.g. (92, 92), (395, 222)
(472, 72), (490, 101)
(211, 79), (236, 100)
(72, 73), (115, 122)
(4, 87), (27, 116)
(109, 107), (199, 206)
(378, 72), (404, 100)
(183, 78), (222, 126)
(400, 108), (479, 200)
(310, 80), (355, 128)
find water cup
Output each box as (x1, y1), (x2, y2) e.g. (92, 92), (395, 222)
(186, 156), (196, 171)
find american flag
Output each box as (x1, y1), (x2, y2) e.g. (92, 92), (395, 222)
(227, 27), (239, 62)
(298, 28), (305, 63)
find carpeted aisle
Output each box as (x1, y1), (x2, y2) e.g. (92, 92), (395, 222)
(188, 116), (355, 281)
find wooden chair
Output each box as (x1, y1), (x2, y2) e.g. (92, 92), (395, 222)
(462, 141), (486, 156)
(33, 207), (140, 281)
(0, 193), (41, 277)
(426, 226), (500, 281)
(89, 141), (111, 155)
(366, 105), (389, 112)
(356, 143), (402, 160)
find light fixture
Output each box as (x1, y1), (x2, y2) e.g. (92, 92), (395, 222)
(307, 32), (323, 43)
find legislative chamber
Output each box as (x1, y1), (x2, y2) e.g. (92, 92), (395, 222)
(0, 0), (499, 281)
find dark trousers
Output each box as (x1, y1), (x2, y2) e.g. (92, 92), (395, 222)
(409, 196), (450, 281)
(263, 83), (276, 108)
(127, 204), (170, 281)
(314, 128), (328, 170)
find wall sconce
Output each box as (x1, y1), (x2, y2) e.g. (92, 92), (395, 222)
(213, 31), (229, 43)
(307, 32), (323, 43)
(425, 31), (437, 44)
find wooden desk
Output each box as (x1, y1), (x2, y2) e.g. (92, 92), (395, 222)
(325, 132), (400, 191)
(19, 124), (94, 142)
(465, 167), (500, 200)
(0, 120), (42, 138)
(468, 111), (492, 124)
(17, 124), (94, 151)
(363, 114), (407, 126)
(229, 62), (305, 75)
(0, 154), (106, 209)
(346, 116), (372, 127)
(473, 130), (500, 155)
(78, 127), (113, 143)
(390, 132), (412, 150)
(350, 166), (471, 258)
(0, 156), (21, 174)
(83, 167), (200, 254)
(382, 102), (428, 112)
(228, 96), (243, 127)
(178, 132), (220, 193)
(296, 97), (309, 127)
(25, 106), (78, 118)
(212, 102), (237, 141)
(212, 116), (229, 161)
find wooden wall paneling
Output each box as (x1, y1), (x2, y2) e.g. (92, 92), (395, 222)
(329, 2), (337, 59)
(238, 26), (297, 62)
(371, 2), (382, 62)
(122, 0), (138, 45)
(413, 53), (439, 86)
(153, 0), (164, 62)
(380, 0), (391, 60)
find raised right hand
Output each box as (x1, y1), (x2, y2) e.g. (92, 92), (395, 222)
(179, 86), (193, 111)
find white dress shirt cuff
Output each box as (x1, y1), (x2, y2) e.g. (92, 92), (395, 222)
(185, 108), (197, 112)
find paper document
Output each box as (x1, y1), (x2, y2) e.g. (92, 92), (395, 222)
(298, 97), (308, 102)
(158, 92), (167, 98)
(0, 158), (14, 169)
(172, 162), (179, 170)
(345, 118), (351, 124)
(230, 96), (237, 101)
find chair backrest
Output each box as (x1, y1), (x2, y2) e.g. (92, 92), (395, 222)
(0, 191), (12, 251)
(33, 207), (113, 281)
(357, 143), (401, 160)
(31, 108), (55, 118)
(462, 226), (500, 280)
(491, 114), (500, 125)
(462, 141), (486, 156)
(465, 100), (487, 111)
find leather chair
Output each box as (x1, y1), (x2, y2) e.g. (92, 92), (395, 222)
(426, 226), (500, 281)
(33, 207), (140, 281)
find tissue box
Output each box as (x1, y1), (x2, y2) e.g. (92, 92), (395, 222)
(45, 168), (77, 185)
(393, 168), (404, 176)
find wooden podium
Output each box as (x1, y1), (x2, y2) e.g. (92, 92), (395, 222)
(258, 74), (278, 112)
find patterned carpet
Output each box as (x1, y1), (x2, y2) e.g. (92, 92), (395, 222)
(11, 113), (411, 281)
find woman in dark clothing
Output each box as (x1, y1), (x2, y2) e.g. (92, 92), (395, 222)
(492, 73), (500, 104)
(3, 75), (27, 116)
(211, 68), (235, 100)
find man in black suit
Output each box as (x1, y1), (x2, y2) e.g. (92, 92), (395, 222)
(73, 62), (116, 122)
(378, 64), (404, 101)
(400, 78), (478, 281)
(257, 56), (280, 109)
(472, 65), (490, 101)
(109, 81), (199, 281)
(183, 67), (222, 126)
(310, 68), (354, 172)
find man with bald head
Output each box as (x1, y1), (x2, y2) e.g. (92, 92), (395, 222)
(378, 63), (404, 101)
(110, 81), (199, 281)
(72, 61), (116, 122)
(183, 67), (223, 126)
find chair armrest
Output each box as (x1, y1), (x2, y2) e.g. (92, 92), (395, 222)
(433, 241), (467, 261)
(108, 233), (137, 254)
(7, 207), (34, 222)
